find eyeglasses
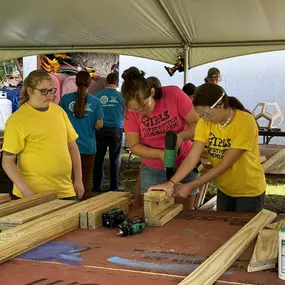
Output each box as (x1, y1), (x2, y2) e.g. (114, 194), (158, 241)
(128, 97), (151, 112)
(34, 88), (57, 95)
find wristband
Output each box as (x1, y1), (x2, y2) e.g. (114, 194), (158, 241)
(169, 179), (176, 186)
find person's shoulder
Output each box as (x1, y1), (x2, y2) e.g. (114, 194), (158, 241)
(88, 94), (100, 102)
(6, 104), (29, 125)
(162, 85), (181, 93)
(235, 110), (257, 129)
(61, 92), (75, 101)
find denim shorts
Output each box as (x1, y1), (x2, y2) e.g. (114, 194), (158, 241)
(141, 165), (200, 195)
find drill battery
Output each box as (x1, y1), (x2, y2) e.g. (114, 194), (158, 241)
(102, 208), (126, 228)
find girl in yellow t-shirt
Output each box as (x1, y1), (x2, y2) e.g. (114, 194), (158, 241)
(2, 70), (84, 200)
(148, 83), (266, 213)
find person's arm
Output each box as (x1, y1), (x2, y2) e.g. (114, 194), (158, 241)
(177, 107), (199, 142)
(68, 141), (84, 199)
(126, 131), (164, 161)
(174, 148), (246, 198)
(95, 119), (103, 129)
(2, 154), (34, 196)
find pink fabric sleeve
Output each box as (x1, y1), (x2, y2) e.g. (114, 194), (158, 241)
(123, 111), (140, 132)
(176, 87), (193, 117)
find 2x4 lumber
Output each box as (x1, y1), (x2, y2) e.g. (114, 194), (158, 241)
(199, 196), (217, 211)
(144, 190), (166, 203)
(194, 182), (209, 209)
(144, 197), (174, 219)
(178, 209), (277, 285)
(0, 192), (57, 218)
(0, 192), (125, 264)
(0, 200), (76, 226)
(262, 149), (285, 174)
(145, 203), (183, 227)
(247, 229), (278, 272)
(266, 219), (285, 231)
(88, 197), (129, 229)
(80, 191), (130, 228)
(0, 194), (11, 204)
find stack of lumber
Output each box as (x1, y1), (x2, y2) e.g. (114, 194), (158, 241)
(0, 194), (11, 204)
(0, 191), (131, 265)
(198, 195), (216, 211)
(144, 190), (183, 226)
(80, 191), (130, 229)
(178, 209), (277, 285)
(262, 149), (285, 174)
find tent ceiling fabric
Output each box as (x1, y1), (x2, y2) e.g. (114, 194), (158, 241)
(1, 0), (285, 67)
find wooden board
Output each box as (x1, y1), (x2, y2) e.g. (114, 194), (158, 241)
(0, 192), (57, 218)
(144, 190), (166, 203)
(199, 196), (217, 211)
(80, 191), (130, 229)
(247, 229), (278, 272)
(0, 192), (128, 265)
(146, 203), (183, 227)
(0, 200), (76, 226)
(194, 182), (209, 209)
(262, 149), (285, 174)
(0, 194), (11, 204)
(88, 197), (129, 229)
(260, 156), (266, 164)
(144, 197), (174, 219)
(178, 209), (277, 285)
(266, 219), (285, 230)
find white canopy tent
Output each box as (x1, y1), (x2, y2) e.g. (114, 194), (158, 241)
(1, 0), (285, 80)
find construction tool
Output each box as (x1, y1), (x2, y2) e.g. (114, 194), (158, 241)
(118, 218), (146, 237)
(164, 131), (177, 180)
(102, 208), (125, 228)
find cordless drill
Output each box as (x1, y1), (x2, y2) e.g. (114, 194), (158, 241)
(164, 131), (202, 179)
(118, 218), (146, 237)
(164, 131), (177, 180)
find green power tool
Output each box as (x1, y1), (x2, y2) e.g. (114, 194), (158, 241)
(164, 131), (178, 180)
(118, 218), (146, 237)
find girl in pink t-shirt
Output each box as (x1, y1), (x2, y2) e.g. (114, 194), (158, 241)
(122, 67), (200, 210)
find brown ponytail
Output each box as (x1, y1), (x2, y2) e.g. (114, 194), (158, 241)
(74, 71), (91, 118)
(20, 70), (51, 105)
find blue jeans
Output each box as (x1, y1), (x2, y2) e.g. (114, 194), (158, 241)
(141, 165), (200, 194)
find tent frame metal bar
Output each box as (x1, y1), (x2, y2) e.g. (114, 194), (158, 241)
(157, 0), (190, 44)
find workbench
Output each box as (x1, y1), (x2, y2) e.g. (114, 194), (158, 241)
(0, 210), (282, 285)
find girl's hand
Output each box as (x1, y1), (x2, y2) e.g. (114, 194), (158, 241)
(173, 183), (195, 199)
(147, 181), (174, 197)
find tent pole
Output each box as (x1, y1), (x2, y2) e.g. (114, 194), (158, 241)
(183, 45), (189, 85)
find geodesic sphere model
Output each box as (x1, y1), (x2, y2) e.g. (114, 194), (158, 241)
(252, 102), (284, 129)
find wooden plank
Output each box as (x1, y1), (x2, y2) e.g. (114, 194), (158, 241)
(0, 194), (11, 204)
(199, 196), (217, 211)
(0, 192), (57, 218)
(247, 229), (278, 272)
(144, 190), (166, 203)
(266, 219), (285, 231)
(88, 197), (129, 229)
(260, 156), (266, 164)
(194, 182), (209, 209)
(178, 209), (277, 285)
(80, 191), (130, 229)
(145, 203), (183, 227)
(144, 197), (174, 219)
(262, 149), (285, 174)
(0, 192), (128, 264)
(0, 200), (76, 226)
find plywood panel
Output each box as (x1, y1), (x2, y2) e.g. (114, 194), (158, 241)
(178, 209), (277, 285)
(262, 149), (285, 174)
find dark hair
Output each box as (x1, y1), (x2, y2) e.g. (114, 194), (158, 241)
(193, 83), (250, 112)
(182, 83), (197, 98)
(74, 71), (91, 118)
(147, 76), (161, 88)
(106, 73), (118, 85)
(121, 67), (162, 106)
